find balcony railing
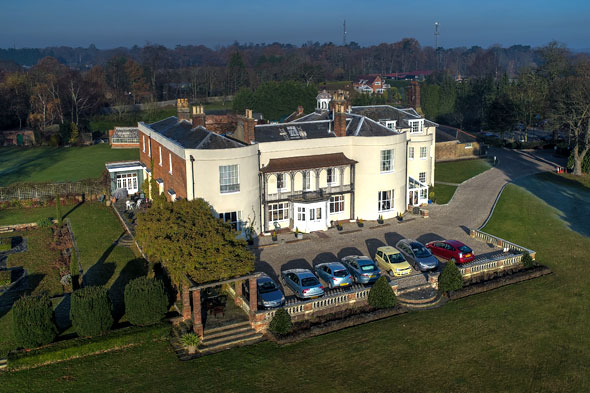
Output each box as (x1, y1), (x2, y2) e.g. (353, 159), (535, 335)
(265, 184), (352, 202)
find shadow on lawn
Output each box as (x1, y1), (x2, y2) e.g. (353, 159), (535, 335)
(0, 272), (44, 320)
(0, 147), (64, 186)
(109, 258), (148, 323)
(83, 241), (118, 287)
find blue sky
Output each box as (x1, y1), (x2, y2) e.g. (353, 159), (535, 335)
(1, 0), (588, 49)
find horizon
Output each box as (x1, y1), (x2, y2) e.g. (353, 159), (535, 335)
(1, 0), (589, 50)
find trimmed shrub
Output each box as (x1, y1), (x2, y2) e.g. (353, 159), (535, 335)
(368, 276), (397, 309)
(269, 308), (293, 335)
(438, 261), (464, 292)
(522, 252), (534, 268)
(13, 295), (57, 349)
(70, 286), (113, 337)
(8, 322), (170, 371)
(124, 277), (169, 326)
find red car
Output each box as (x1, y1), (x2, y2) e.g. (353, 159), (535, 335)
(426, 240), (475, 264)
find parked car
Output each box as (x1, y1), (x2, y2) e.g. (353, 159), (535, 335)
(340, 255), (381, 284)
(255, 274), (285, 309)
(426, 240), (475, 264)
(395, 239), (439, 272)
(314, 262), (354, 289)
(374, 246), (412, 277)
(281, 269), (325, 299)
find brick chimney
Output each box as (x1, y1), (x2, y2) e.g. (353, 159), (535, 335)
(191, 105), (206, 128)
(297, 106), (304, 115)
(333, 103), (347, 137)
(408, 81), (421, 111)
(243, 109), (256, 144)
(177, 98), (190, 121)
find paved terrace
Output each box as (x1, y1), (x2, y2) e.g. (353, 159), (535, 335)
(254, 147), (566, 296)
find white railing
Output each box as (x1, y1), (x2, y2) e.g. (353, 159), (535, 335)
(458, 252), (524, 276)
(470, 229), (536, 259)
(266, 184), (353, 202)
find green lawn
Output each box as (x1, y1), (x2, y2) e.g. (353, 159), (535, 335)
(0, 202), (146, 357)
(435, 158), (491, 184)
(0, 144), (138, 186)
(3, 175), (590, 392)
(429, 184), (457, 204)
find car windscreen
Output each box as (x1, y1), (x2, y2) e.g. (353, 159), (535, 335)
(258, 281), (278, 294)
(458, 246), (472, 253)
(388, 253), (406, 263)
(301, 277), (319, 287)
(333, 269), (348, 277)
(412, 246), (431, 258)
(360, 264), (375, 272)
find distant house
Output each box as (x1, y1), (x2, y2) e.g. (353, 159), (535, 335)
(0, 130), (36, 146)
(384, 70), (433, 81)
(353, 75), (387, 94)
(109, 127), (140, 149)
(435, 125), (481, 161)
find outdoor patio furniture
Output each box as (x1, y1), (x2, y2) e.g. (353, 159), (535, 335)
(212, 305), (225, 318)
(125, 200), (136, 210)
(136, 199), (142, 209)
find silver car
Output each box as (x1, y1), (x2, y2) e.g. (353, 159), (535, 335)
(340, 255), (381, 284)
(281, 269), (325, 299)
(395, 239), (439, 272)
(314, 262), (354, 289)
(256, 274), (285, 309)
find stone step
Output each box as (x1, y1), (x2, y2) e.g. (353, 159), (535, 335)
(199, 333), (264, 355)
(203, 321), (251, 335)
(396, 283), (433, 295)
(0, 358), (7, 369)
(202, 325), (255, 341)
(202, 328), (260, 346)
(402, 294), (446, 310)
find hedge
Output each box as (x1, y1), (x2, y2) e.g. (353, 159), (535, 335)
(269, 308), (293, 335)
(7, 322), (171, 371)
(13, 294), (57, 349)
(70, 286), (113, 337)
(368, 276), (397, 309)
(124, 277), (169, 326)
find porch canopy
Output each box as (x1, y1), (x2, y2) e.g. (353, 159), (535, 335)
(105, 161), (144, 173)
(261, 152), (357, 173)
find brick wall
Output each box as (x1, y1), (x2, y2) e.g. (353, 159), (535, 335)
(139, 131), (187, 200)
(435, 141), (481, 162)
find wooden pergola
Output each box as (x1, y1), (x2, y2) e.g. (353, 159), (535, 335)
(181, 272), (263, 336)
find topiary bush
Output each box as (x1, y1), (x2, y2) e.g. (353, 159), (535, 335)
(124, 277), (169, 326)
(13, 294), (57, 349)
(70, 286), (113, 337)
(521, 252), (534, 268)
(368, 276), (397, 309)
(438, 261), (464, 292)
(269, 308), (293, 335)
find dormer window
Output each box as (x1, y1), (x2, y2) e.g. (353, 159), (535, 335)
(409, 120), (424, 134)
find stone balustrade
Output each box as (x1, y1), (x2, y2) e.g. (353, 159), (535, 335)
(470, 228), (536, 260)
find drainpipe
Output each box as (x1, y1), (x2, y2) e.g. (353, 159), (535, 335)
(190, 155), (195, 200)
(258, 149), (263, 234)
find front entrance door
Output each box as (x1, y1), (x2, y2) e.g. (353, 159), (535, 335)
(293, 201), (328, 232)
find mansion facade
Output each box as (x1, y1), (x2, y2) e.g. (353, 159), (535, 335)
(106, 93), (436, 235)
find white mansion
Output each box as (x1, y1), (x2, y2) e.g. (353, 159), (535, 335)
(107, 92), (436, 235)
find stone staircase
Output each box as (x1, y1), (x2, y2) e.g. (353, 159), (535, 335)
(117, 234), (135, 248)
(397, 286), (446, 310)
(200, 322), (264, 355)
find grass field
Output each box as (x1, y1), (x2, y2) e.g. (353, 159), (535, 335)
(2, 174), (589, 392)
(435, 158), (491, 184)
(0, 144), (138, 186)
(432, 158), (491, 203)
(0, 202), (145, 357)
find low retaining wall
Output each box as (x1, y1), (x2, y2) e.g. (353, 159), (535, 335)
(470, 229), (536, 260)
(449, 265), (551, 300)
(458, 252), (523, 280)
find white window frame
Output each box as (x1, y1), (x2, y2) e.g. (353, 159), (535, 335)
(219, 211), (242, 231)
(159, 146), (162, 166)
(378, 190), (394, 212)
(269, 202), (289, 222)
(303, 171), (312, 191)
(276, 173), (286, 192)
(420, 146), (427, 159)
(329, 195), (345, 214)
(409, 120), (424, 134)
(420, 189), (428, 199)
(116, 173), (138, 191)
(219, 164), (240, 194)
(148, 139), (151, 157)
(409, 146), (415, 160)
(326, 168), (337, 186)
(297, 206), (306, 221)
(380, 149), (394, 173)
(169, 153), (173, 174)
(419, 172), (426, 183)
(465, 143), (473, 149)
(142, 135), (145, 152)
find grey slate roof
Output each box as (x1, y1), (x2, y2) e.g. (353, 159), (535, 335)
(254, 112), (396, 142)
(148, 117), (244, 149)
(351, 105), (438, 128)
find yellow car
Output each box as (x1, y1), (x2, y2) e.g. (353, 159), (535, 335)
(375, 246), (412, 277)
